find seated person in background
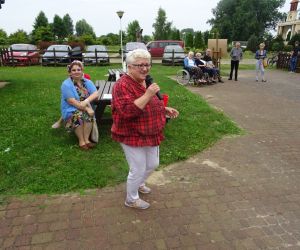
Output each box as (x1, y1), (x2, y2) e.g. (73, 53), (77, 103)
(194, 52), (216, 83)
(52, 70), (91, 129)
(183, 51), (206, 83)
(203, 49), (224, 83)
(61, 60), (99, 150)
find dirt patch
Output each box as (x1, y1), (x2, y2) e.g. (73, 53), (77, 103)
(0, 82), (10, 88)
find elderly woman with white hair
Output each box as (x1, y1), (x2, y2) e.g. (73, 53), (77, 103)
(111, 49), (179, 210)
(183, 51), (205, 83)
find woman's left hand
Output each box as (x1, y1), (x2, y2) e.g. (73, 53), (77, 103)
(165, 107), (179, 119)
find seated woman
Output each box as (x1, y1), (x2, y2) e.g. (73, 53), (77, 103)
(203, 49), (224, 83)
(183, 51), (206, 83)
(52, 72), (91, 129)
(194, 52), (215, 83)
(61, 60), (99, 150)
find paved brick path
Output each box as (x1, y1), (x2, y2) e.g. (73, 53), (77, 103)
(1, 70), (300, 249)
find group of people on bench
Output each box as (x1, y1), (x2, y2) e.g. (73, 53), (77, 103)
(183, 49), (223, 84)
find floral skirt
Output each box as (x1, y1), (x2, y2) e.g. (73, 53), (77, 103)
(65, 110), (94, 131)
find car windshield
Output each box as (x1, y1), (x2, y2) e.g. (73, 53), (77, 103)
(47, 45), (69, 51)
(86, 45), (106, 52)
(126, 43), (146, 51)
(11, 44), (30, 51)
(164, 46), (183, 53)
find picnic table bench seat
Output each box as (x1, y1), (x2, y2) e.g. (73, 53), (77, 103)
(107, 68), (126, 81)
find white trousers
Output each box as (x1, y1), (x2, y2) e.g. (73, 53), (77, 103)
(121, 143), (159, 202)
(256, 60), (265, 80)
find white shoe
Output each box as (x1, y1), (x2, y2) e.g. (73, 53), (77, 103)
(138, 185), (151, 194)
(51, 121), (62, 129)
(125, 199), (150, 209)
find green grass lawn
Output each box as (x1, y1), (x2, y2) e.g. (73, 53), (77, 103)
(0, 64), (242, 196)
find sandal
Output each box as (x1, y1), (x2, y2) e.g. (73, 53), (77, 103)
(79, 144), (89, 151)
(86, 142), (96, 148)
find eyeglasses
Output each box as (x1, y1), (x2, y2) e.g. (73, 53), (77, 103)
(131, 64), (151, 69)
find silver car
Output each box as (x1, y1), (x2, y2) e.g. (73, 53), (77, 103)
(162, 45), (185, 65)
(83, 45), (109, 65)
(123, 42), (147, 60)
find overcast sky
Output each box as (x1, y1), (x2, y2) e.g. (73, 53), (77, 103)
(0, 0), (291, 36)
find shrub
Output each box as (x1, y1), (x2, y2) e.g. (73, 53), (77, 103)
(37, 41), (55, 51)
(283, 45), (293, 52)
(272, 42), (282, 52)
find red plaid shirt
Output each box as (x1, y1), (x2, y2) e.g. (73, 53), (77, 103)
(111, 74), (166, 146)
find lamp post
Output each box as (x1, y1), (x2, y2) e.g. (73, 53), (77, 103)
(116, 10), (125, 70)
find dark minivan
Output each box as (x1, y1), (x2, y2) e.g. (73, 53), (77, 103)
(146, 40), (184, 57)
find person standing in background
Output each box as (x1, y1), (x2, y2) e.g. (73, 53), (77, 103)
(228, 42), (243, 81)
(255, 43), (267, 82)
(289, 41), (299, 73)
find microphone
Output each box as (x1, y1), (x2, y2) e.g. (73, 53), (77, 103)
(145, 75), (163, 100)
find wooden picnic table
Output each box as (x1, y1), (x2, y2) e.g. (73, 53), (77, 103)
(107, 68), (126, 81)
(93, 80), (116, 126)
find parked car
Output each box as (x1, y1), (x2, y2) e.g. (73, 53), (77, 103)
(123, 42), (147, 60)
(162, 45), (185, 65)
(146, 40), (184, 57)
(42, 45), (82, 65)
(7, 44), (40, 65)
(83, 45), (109, 64)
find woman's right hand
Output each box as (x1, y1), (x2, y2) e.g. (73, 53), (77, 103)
(145, 83), (160, 98)
(85, 106), (95, 117)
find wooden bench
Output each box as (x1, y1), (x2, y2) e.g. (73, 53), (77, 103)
(94, 80), (116, 125)
(107, 68), (126, 81)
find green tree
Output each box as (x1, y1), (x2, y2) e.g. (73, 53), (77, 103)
(271, 35), (284, 51)
(52, 15), (66, 40)
(142, 35), (152, 44)
(106, 33), (119, 45)
(32, 11), (49, 42)
(247, 34), (259, 53)
(97, 36), (111, 46)
(126, 20), (141, 42)
(288, 33), (300, 46)
(203, 30), (211, 46)
(194, 31), (204, 49)
(152, 8), (172, 40)
(181, 28), (194, 35)
(8, 30), (29, 44)
(186, 33), (194, 48)
(33, 11), (49, 31)
(75, 19), (96, 38)
(0, 29), (8, 45)
(34, 26), (54, 42)
(63, 14), (74, 36)
(208, 0), (285, 41)
(170, 28), (180, 40)
(79, 34), (95, 45)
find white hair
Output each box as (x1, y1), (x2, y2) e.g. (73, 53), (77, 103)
(188, 51), (194, 56)
(126, 49), (151, 65)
